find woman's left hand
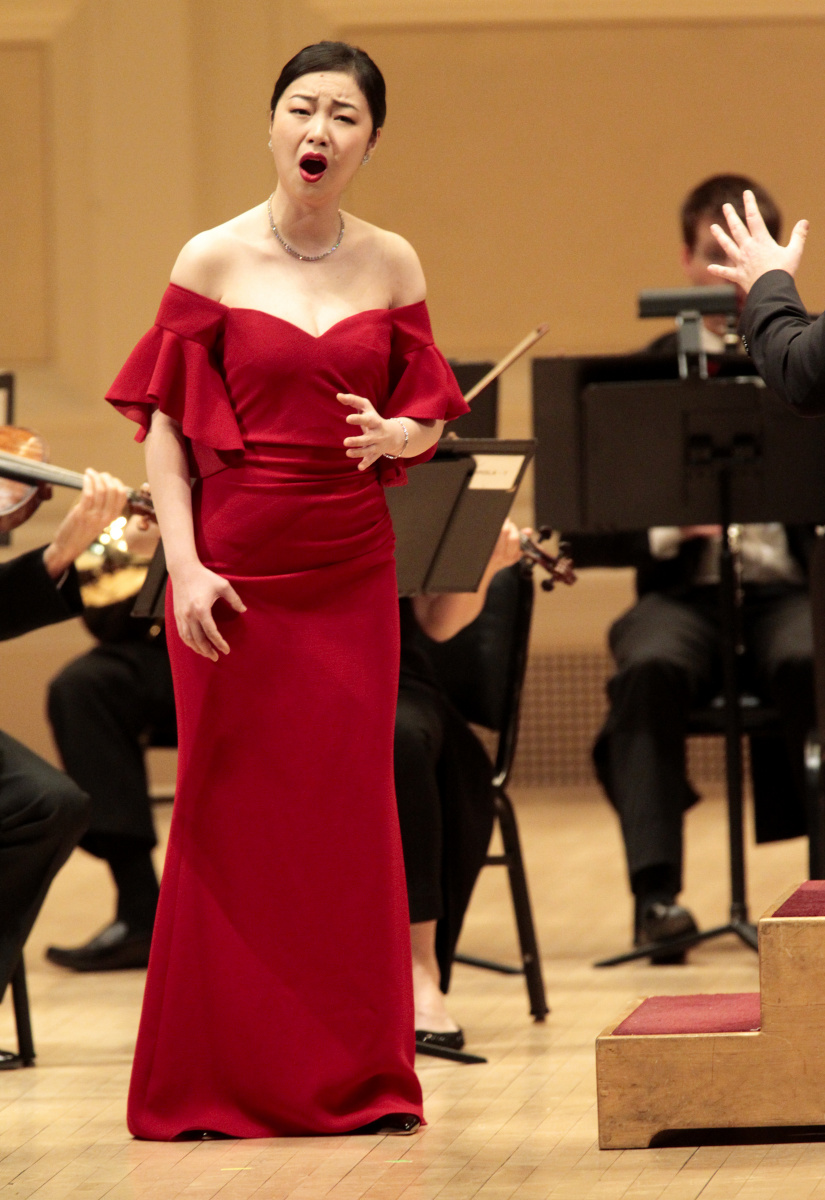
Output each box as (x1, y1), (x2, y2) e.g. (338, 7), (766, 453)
(338, 392), (406, 470)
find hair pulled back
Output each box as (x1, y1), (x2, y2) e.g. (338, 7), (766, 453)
(270, 41), (386, 132)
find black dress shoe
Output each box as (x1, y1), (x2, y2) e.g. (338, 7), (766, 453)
(352, 1113), (421, 1135)
(635, 902), (699, 965)
(46, 920), (152, 972)
(415, 1028), (465, 1051)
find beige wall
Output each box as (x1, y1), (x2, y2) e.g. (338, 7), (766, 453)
(0, 42), (48, 360)
(1, 3), (824, 755)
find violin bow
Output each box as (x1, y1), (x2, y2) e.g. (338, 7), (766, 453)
(462, 322), (550, 403)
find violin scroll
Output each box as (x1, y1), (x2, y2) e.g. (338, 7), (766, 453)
(519, 526), (577, 591)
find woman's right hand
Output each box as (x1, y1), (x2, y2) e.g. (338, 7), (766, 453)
(171, 562), (247, 661)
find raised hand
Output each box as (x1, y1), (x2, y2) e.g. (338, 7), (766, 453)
(709, 189), (809, 295)
(338, 392), (406, 469)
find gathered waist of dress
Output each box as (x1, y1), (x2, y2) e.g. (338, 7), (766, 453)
(236, 443), (379, 486)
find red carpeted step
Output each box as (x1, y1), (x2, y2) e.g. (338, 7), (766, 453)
(772, 880), (825, 918)
(612, 993), (760, 1036)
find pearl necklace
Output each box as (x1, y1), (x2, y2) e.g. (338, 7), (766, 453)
(267, 194), (345, 262)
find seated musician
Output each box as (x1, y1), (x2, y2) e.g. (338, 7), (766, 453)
(0, 469), (128, 1065)
(45, 516), (175, 972)
(572, 175), (816, 962)
(399, 518), (524, 1048)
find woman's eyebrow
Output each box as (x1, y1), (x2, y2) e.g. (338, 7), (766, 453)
(290, 93), (358, 111)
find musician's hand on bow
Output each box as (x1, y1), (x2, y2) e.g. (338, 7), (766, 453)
(709, 189), (809, 295)
(43, 469), (129, 579)
(338, 392), (406, 469)
(170, 560), (247, 662)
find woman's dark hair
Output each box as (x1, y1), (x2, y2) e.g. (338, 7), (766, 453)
(270, 41), (386, 131)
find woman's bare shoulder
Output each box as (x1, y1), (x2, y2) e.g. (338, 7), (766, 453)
(348, 217), (427, 308)
(170, 206), (264, 300)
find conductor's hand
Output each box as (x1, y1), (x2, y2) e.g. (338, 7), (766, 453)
(170, 562), (247, 662)
(338, 392), (407, 469)
(43, 469), (129, 580)
(709, 189), (809, 295)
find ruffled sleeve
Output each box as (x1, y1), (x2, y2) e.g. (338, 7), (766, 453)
(379, 300), (470, 487)
(105, 283), (245, 478)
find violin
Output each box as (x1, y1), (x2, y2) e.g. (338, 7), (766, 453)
(0, 425), (154, 533)
(519, 527), (577, 592)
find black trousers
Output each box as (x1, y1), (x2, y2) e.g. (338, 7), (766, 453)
(0, 730), (89, 1001)
(394, 677), (495, 991)
(595, 586), (815, 893)
(47, 640), (176, 855)
(394, 685), (447, 925)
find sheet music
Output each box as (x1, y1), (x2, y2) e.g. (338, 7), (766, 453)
(468, 454), (526, 491)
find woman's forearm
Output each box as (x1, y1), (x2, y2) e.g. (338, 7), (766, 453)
(393, 417), (444, 458)
(145, 411), (199, 575)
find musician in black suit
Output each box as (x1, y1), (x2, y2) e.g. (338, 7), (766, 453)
(45, 519), (176, 973)
(576, 176), (817, 961)
(0, 470), (129, 1064)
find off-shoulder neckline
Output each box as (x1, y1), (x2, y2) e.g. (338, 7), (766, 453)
(166, 281), (427, 341)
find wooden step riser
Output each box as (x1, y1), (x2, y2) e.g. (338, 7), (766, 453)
(597, 1029), (825, 1149)
(760, 919), (825, 1025)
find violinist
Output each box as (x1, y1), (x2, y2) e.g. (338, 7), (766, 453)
(0, 468), (129, 1065)
(45, 514), (175, 973)
(398, 518), (525, 1050)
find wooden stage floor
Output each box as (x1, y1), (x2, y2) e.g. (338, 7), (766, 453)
(2, 785), (825, 1200)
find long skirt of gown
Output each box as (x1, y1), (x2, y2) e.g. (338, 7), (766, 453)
(127, 447), (423, 1138)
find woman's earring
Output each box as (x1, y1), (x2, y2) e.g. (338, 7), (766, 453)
(268, 139), (273, 150)
(362, 153), (371, 165)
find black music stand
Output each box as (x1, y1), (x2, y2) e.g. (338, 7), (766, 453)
(534, 359), (825, 964)
(388, 438), (535, 594)
(0, 372), (14, 547)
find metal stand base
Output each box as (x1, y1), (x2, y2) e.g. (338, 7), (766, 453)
(595, 917), (758, 968)
(415, 1040), (487, 1065)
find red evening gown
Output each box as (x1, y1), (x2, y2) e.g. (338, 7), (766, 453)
(106, 282), (469, 1139)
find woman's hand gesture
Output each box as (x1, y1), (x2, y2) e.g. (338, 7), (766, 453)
(171, 562), (247, 662)
(338, 392), (406, 469)
(709, 189), (809, 295)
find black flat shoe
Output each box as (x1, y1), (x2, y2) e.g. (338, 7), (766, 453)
(46, 920), (152, 972)
(176, 1129), (235, 1140)
(352, 1113), (421, 1136)
(415, 1028), (465, 1051)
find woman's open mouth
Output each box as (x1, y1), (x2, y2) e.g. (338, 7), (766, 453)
(299, 154), (328, 182)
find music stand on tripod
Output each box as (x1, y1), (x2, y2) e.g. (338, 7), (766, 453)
(534, 321), (825, 965)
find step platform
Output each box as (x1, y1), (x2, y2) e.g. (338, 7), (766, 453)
(596, 882), (825, 1149)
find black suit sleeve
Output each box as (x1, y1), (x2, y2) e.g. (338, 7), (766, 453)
(0, 547), (83, 642)
(562, 531), (650, 569)
(740, 269), (825, 414)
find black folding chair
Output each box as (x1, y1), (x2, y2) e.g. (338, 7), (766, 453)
(425, 560), (549, 1022)
(1, 957), (35, 1069)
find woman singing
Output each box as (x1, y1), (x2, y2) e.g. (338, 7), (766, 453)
(107, 41), (469, 1138)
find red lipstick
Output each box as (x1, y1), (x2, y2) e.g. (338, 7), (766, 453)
(299, 153), (328, 183)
